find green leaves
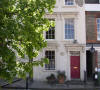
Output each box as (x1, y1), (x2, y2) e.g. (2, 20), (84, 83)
(0, 0), (56, 81)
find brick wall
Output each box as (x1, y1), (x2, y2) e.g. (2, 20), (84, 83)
(86, 11), (100, 43)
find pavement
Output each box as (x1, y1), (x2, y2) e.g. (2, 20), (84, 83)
(1, 79), (100, 90)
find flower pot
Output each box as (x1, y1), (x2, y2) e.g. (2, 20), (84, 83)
(58, 76), (65, 84)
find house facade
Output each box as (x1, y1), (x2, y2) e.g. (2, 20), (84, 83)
(85, 0), (100, 78)
(33, 0), (86, 81)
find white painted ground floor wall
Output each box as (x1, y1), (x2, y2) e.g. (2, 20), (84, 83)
(33, 43), (86, 81)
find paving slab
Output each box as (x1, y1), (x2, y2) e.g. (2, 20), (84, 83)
(1, 79), (100, 90)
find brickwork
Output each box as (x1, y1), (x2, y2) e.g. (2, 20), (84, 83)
(86, 11), (100, 43)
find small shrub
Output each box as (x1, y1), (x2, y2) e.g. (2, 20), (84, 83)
(57, 71), (66, 84)
(46, 74), (56, 84)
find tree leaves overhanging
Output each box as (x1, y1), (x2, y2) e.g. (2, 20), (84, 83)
(0, 0), (56, 81)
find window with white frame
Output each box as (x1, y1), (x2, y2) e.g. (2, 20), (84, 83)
(65, 0), (74, 5)
(46, 20), (55, 39)
(65, 19), (74, 39)
(97, 18), (100, 40)
(45, 50), (55, 70)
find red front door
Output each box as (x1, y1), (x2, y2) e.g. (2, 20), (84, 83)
(71, 56), (80, 79)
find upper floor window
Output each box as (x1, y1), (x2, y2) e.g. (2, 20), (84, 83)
(97, 18), (100, 40)
(46, 20), (55, 39)
(45, 50), (55, 70)
(65, 0), (74, 5)
(85, 0), (99, 4)
(65, 19), (74, 39)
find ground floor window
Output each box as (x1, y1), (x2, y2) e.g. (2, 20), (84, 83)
(45, 50), (55, 70)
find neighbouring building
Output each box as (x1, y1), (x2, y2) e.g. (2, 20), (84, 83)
(85, 0), (100, 79)
(33, 0), (86, 81)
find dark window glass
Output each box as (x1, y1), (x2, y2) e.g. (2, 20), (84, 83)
(45, 51), (55, 70)
(46, 20), (55, 39)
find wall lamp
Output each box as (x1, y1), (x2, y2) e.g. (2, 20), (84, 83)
(90, 44), (95, 53)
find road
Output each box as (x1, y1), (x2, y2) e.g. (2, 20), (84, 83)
(1, 88), (100, 90)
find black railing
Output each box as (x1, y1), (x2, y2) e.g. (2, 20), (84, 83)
(84, 70), (87, 85)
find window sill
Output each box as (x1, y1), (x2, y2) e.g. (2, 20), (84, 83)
(97, 40), (100, 41)
(64, 39), (74, 41)
(62, 5), (77, 8)
(46, 39), (56, 43)
(46, 39), (56, 41)
(43, 69), (57, 72)
(62, 39), (74, 44)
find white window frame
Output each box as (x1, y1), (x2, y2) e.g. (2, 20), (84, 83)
(64, 0), (75, 6)
(43, 49), (56, 71)
(45, 19), (56, 41)
(64, 18), (75, 40)
(97, 18), (100, 41)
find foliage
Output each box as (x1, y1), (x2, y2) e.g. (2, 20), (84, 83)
(57, 71), (66, 84)
(57, 71), (66, 79)
(0, 0), (56, 81)
(46, 74), (56, 84)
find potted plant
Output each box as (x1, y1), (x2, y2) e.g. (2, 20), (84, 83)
(57, 71), (66, 84)
(46, 74), (56, 84)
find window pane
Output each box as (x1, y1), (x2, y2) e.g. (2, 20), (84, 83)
(65, 19), (74, 39)
(97, 19), (100, 23)
(65, 0), (74, 5)
(98, 34), (100, 40)
(97, 24), (100, 28)
(45, 51), (55, 70)
(97, 18), (100, 40)
(97, 28), (100, 33)
(46, 20), (55, 39)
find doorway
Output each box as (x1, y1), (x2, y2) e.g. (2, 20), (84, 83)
(86, 51), (93, 79)
(71, 56), (80, 79)
(70, 51), (80, 79)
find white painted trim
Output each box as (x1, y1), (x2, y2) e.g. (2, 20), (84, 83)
(42, 49), (57, 72)
(68, 51), (71, 80)
(63, 18), (75, 41)
(69, 51), (81, 80)
(80, 52), (83, 80)
(74, 17), (78, 41)
(96, 18), (100, 41)
(85, 4), (100, 11)
(67, 51), (71, 80)
(44, 18), (57, 41)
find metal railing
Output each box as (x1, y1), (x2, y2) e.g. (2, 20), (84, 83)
(84, 70), (87, 85)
